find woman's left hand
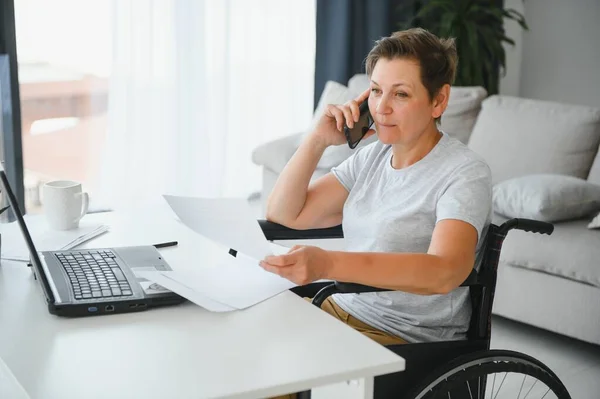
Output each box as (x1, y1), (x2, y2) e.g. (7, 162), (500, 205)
(259, 245), (334, 285)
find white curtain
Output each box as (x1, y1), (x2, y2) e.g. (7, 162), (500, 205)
(98, 0), (315, 209)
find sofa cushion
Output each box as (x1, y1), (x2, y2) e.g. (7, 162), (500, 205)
(588, 212), (600, 229)
(493, 174), (600, 222)
(587, 145), (600, 185)
(310, 80), (356, 132)
(440, 86), (487, 144)
(347, 74), (370, 96)
(493, 213), (600, 288)
(468, 95), (600, 185)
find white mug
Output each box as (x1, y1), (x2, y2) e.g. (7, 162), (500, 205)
(42, 180), (89, 230)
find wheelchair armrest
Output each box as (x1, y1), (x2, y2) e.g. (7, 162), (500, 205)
(459, 269), (480, 286)
(258, 219), (343, 241)
(333, 269), (479, 293)
(334, 281), (389, 293)
(331, 269), (480, 295)
(310, 269), (481, 307)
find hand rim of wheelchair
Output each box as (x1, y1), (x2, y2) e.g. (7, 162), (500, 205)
(408, 349), (571, 399)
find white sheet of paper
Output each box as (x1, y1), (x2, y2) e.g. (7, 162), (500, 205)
(139, 281), (172, 295)
(132, 266), (161, 279)
(163, 195), (273, 260)
(166, 254), (297, 309)
(0, 355), (29, 399)
(138, 250), (295, 311)
(136, 270), (236, 312)
(0, 216), (109, 262)
(157, 195), (300, 311)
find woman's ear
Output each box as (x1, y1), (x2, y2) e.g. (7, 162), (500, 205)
(432, 84), (451, 119)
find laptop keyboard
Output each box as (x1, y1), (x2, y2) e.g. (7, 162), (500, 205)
(56, 250), (134, 300)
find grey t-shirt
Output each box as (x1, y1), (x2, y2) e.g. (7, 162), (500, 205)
(330, 132), (492, 343)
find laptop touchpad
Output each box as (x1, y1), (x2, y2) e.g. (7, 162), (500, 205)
(115, 246), (169, 271)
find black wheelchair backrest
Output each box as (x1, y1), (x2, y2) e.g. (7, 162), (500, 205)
(468, 219), (554, 341)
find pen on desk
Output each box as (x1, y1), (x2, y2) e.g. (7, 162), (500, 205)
(153, 241), (179, 249)
(0, 205), (9, 215)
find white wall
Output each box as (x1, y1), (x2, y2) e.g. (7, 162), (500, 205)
(500, 0), (600, 107)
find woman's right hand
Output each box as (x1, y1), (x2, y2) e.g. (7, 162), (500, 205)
(309, 88), (371, 148)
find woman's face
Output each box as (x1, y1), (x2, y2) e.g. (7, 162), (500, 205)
(368, 57), (446, 145)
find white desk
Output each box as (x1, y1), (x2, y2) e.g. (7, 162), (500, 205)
(0, 207), (404, 399)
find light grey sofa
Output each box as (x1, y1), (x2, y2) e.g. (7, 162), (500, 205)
(252, 84), (600, 345)
(468, 95), (600, 346)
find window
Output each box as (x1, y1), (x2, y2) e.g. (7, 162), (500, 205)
(15, 0), (112, 213)
(12, 0), (316, 213)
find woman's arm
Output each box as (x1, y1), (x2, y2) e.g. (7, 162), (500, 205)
(261, 219), (478, 295)
(265, 136), (348, 229)
(266, 88), (374, 230)
(328, 220), (478, 294)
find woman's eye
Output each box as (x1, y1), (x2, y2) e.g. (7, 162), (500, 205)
(396, 92), (408, 98)
(371, 88), (381, 94)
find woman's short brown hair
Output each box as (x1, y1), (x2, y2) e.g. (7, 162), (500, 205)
(365, 28), (457, 121)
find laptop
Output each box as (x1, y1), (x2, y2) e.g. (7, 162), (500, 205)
(0, 169), (185, 316)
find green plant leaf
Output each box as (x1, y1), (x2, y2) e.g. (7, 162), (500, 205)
(464, 21), (484, 85)
(500, 35), (516, 46)
(503, 8), (529, 30)
(439, 11), (457, 37)
(425, 0), (457, 14)
(414, 2), (447, 20)
(395, 0), (527, 95)
(468, 5), (503, 25)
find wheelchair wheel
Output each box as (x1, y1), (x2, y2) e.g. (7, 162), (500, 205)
(409, 349), (571, 399)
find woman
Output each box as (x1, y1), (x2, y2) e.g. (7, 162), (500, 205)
(261, 28), (492, 347)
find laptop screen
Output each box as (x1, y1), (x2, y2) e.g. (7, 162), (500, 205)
(0, 169), (55, 304)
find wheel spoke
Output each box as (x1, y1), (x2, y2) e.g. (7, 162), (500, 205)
(411, 352), (565, 399)
(540, 388), (551, 399)
(517, 374), (526, 399)
(492, 372), (508, 399)
(522, 378), (537, 399)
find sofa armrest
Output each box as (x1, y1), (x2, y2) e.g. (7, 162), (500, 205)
(251, 131), (304, 173)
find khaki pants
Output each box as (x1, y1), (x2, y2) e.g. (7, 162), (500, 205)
(272, 297), (407, 399)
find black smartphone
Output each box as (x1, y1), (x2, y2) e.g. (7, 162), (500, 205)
(343, 100), (374, 149)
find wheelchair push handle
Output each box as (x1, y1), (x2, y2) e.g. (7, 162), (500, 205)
(501, 218), (554, 235)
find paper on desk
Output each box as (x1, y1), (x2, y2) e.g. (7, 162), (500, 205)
(182, 253), (296, 309)
(1, 216), (109, 262)
(136, 270), (236, 312)
(0, 355), (30, 399)
(159, 195), (298, 311)
(139, 251), (296, 311)
(163, 195), (273, 260)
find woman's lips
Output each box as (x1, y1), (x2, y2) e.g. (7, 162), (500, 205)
(377, 123), (396, 127)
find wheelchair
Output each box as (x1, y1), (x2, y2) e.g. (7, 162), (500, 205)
(238, 217), (572, 399)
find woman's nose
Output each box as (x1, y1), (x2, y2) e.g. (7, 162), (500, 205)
(376, 95), (393, 115)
